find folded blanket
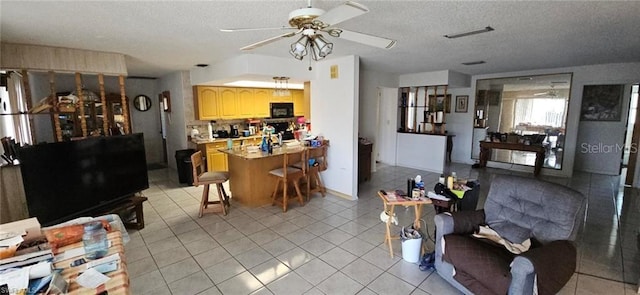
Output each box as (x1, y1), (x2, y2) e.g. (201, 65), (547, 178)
(473, 225), (531, 254)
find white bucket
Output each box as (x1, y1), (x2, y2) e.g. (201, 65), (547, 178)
(401, 238), (422, 263)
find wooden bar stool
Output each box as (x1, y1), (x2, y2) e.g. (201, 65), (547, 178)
(270, 148), (306, 212)
(191, 151), (230, 217)
(295, 145), (327, 201)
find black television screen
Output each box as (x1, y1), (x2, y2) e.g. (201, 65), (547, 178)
(18, 133), (149, 226)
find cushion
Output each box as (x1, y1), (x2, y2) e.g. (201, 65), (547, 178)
(199, 171), (229, 183)
(442, 235), (514, 295)
(450, 210), (485, 234)
(487, 221), (532, 245)
(269, 167), (303, 177)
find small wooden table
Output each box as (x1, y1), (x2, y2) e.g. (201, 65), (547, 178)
(478, 141), (546, 176)
(53, 231), (130, 294)
(377, 190), (432, 258)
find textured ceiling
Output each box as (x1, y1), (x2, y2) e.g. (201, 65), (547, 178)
(1, 1), (639, 79)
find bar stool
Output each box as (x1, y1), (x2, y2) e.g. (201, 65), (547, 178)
(295, 145), (327, 201)
(191, 151), (230, 217)
(270, 148), (306, 212)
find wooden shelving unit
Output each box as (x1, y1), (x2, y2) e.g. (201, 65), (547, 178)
(398, 85), (449, 134)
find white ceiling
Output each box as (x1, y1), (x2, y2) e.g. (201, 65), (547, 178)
(2, 1), (639, 79)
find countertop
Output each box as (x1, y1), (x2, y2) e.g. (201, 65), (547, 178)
(220, 144), (306, 160)
(191, 134), (269, 145)
(397, 131), (455, 137)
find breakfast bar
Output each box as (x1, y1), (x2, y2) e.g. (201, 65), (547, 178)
(222, 145), (306, 207)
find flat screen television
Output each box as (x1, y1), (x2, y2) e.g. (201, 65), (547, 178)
(18, 133), (149, 226)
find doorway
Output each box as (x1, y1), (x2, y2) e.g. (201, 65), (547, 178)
(159, 93), (168, 165)
(376, 87), (398, 166)
(623, 84), (640, 186)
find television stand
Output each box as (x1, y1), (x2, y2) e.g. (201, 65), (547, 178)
(103, 195), (148, 230)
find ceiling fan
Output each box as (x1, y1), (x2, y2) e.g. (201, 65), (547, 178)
(534, 84), (560, 97)
(220, 0), (397, 61)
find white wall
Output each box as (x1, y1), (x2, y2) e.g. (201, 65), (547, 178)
(312, 55), (359, 199)
(156, 71), (190, 170)
(399, 70), (449, 87)
(444, 88), (474, 164)
(126, 78), (163, 165)
(359, 69), (398, 169)
(572, 68), (638, 175)
(190, 54), (315, 85)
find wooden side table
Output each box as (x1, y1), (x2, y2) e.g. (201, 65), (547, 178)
(53, 231), (130, 294)
(377, 190), (432, 258)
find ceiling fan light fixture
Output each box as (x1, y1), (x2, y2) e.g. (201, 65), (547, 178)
(312, 34), (333, 58)
(289, 36), (309, 60)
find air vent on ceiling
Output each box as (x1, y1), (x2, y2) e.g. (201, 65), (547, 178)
(196, 64), (209, 68)
(462, 61), (486, 66)
(444, 26), (494, 39)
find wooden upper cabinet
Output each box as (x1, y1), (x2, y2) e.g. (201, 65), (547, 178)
(292, 90), (304, 116)
(194, 86), (220, 120)
(270, 91), (292, 103)
(194, 85), (307, 120)
(219, 87), (238, 119)
(253, 88), (271, 118)
(236, 88), (254, 118)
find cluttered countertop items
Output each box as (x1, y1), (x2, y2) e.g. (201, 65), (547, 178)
(189, 118), (312, 144)
(0, 215), (130, 294)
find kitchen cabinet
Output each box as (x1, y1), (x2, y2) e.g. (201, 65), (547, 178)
(253, 88), (271, 118)
(193, 86), (307, 120)
(219, 87), (239, 119)
(292, 90), (304, 116)
(206, 142), (228, 171)
(194, 86), (221, 120)
(237, 88), (254, 118)
(270, 91), (292, 103)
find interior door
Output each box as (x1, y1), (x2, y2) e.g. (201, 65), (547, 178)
(376, 87), (399, 165)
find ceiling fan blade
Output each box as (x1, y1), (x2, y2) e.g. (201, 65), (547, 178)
(220, 27), (296, 32)
(239, 29), (302, 51)
(335, 29), (397, 49)
(315, 1), (369, 27)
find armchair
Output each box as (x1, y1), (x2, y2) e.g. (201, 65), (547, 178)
(434, 175), (586, 295)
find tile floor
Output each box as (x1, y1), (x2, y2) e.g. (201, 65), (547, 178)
(127, 163), (639, 294)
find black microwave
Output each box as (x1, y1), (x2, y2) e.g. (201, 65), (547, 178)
(270, 102), (294, 118)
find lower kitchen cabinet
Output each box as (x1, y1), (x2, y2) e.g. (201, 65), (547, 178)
(205, 142), (228, 172)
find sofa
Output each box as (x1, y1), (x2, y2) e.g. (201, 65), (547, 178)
(434, 174), (586, 295)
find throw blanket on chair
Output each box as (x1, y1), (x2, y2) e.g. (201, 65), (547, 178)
(472, 225), (531, 254)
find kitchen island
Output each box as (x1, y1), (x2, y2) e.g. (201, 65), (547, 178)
(221, 145), (306, 207)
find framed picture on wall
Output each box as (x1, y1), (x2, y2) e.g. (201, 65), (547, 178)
(580, 84), (624, 121)
(455, 95), (468, 113)
(428, 94), (451, 113)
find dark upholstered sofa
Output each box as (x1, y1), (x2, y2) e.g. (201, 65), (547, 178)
(434, 174), (586, 295)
